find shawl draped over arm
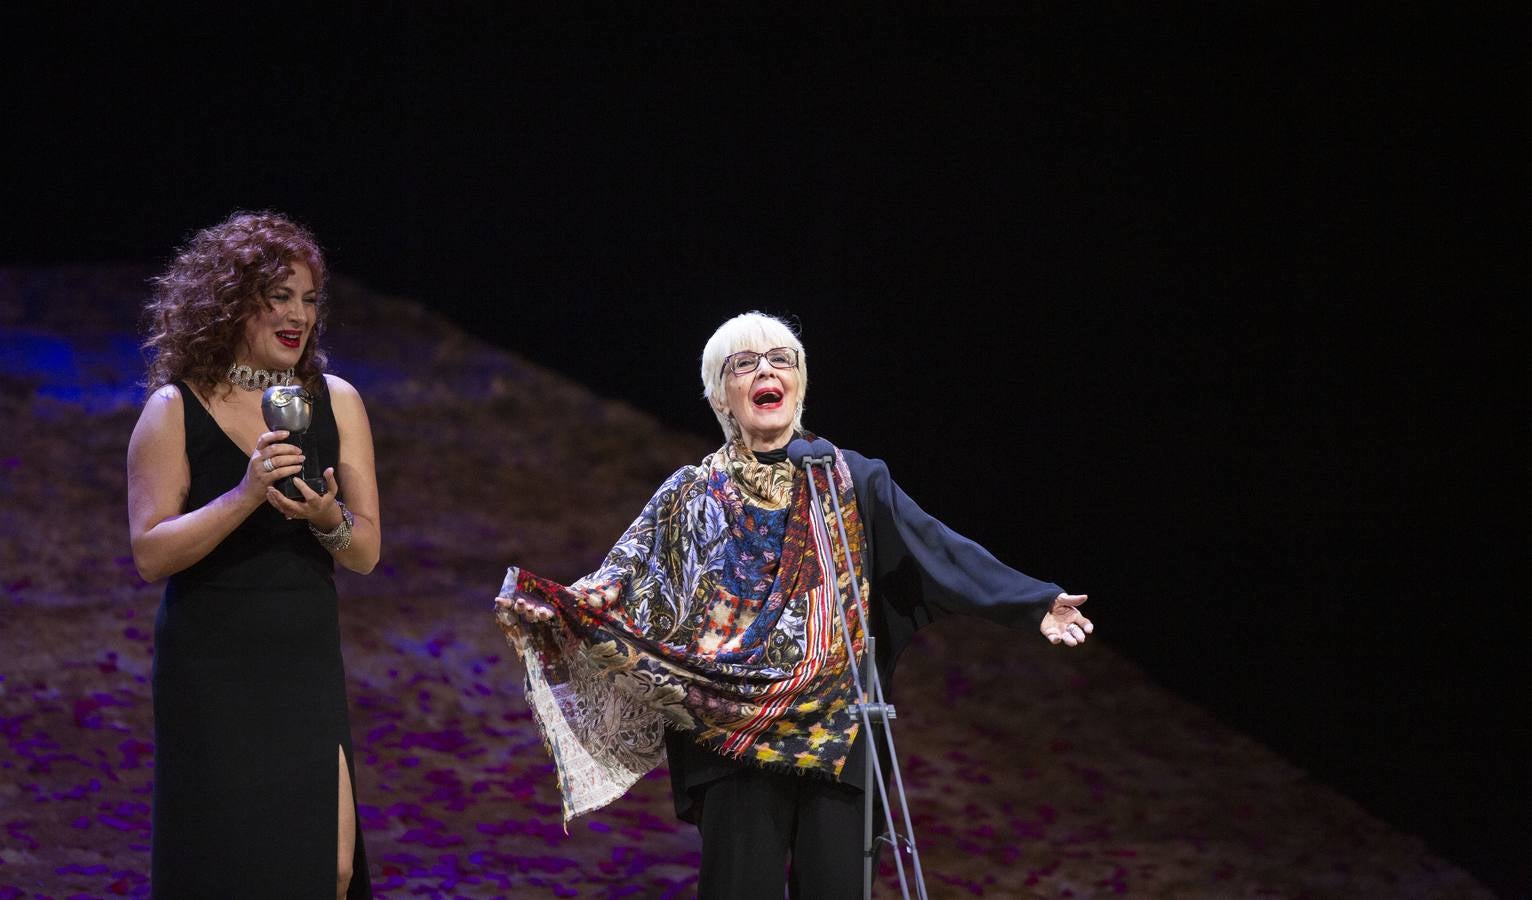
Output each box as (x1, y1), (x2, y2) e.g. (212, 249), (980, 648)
(495, 446), (870, 822)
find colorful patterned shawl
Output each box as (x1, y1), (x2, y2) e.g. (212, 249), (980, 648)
(494, 440), (869, 822)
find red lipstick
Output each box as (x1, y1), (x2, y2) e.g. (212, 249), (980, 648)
(751, 386), (784, 408)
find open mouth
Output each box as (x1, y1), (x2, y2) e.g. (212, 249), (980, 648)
(751, 387), (783, 408)
(275, 330), (303, 349)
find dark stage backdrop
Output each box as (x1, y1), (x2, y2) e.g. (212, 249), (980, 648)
(2, 7), (1519, 893)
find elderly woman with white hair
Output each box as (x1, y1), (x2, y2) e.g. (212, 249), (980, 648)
(495, 311), (1091, 898)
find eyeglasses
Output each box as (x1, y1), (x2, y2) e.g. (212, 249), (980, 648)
(721, 347), (799, 377)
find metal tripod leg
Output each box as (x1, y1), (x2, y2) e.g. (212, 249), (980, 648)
(863, 636), (876, 900)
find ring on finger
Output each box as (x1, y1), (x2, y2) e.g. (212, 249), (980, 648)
(262, 457), (275, 473)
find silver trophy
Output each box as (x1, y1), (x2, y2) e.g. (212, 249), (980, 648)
(261, 385), (328, 500)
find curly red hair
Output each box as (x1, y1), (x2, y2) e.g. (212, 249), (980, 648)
(143, 211), (328, 393)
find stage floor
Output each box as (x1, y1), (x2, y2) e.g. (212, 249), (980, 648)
(0, 267), (1492, 898)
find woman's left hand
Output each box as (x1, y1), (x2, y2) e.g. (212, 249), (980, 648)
(266, 466), (343, 530)
(1040, 593), (1093, 647)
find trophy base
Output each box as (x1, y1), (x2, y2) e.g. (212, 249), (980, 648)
(277, 475), (329, 501)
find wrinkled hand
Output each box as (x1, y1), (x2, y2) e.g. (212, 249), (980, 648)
(495, 592), (555, 625)
(239, 430), (304, 505)
(493, 592), (563, 658)
(1040, 593), (1093, 647)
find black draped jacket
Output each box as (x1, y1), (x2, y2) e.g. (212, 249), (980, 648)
(665, 448), (1064, 822)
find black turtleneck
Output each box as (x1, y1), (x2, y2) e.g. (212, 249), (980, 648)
(752, 446), (788, 465)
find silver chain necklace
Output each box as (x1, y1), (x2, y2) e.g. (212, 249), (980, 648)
(226, 363), (295, 392)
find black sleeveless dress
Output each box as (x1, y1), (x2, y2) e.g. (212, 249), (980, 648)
(151, 379), (371, 899)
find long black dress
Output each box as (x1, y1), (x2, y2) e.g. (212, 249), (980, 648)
(151, 379), (370, 898)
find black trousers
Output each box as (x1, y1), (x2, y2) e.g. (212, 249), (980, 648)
(696, 764), (864, 900)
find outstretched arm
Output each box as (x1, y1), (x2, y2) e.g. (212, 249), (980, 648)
(847, 450), (1092, 646)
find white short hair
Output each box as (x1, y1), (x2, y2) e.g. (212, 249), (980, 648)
(700, 311), (807, 442)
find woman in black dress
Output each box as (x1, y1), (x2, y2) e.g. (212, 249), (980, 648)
(127, 211), (381, 898)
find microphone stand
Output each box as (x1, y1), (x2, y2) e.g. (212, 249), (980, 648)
(798, 445), (928, 900)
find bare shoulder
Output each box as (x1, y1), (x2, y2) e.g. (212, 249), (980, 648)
(134, 383), (185, 428)
(129, 383), (187, 462)
(324, 374), (373, 445)
(324, 373), (365, 407)
(152, 381), (185, 406)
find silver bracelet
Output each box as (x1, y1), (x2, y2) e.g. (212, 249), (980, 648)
(309, 500), (354, 552)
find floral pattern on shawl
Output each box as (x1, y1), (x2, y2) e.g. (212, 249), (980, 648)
(494, 440), (869, 821)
